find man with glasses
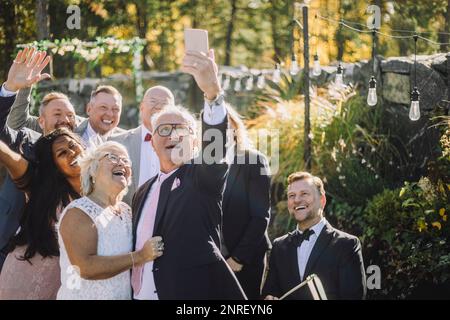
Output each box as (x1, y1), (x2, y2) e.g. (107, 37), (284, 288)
(130, 49), (246, 300)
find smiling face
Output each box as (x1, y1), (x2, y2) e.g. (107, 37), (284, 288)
(86, 92), (122, 135)
(140, 86), (174, 132)
(151, 112), (196, 172)
(287, 178), (326, 228)
(52, 135), (84, 179)
(39, 99), (76, 135)
(94, 146), (132, 194)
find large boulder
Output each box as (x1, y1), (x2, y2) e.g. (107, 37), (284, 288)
(381, 56), (448, 111)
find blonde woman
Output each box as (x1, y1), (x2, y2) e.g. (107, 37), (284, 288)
(57, 141), (163, 300)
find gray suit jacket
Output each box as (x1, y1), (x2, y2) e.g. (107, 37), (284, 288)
(7, 87), (125, 138)
(109, 126), (145, 205)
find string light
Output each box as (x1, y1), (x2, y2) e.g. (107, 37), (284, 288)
(409, 35), (420, 121)
(367, 76), (377, 106)
(335, 63), (344, 87)
(290, 54), (299, 75)
(273, 64), (281, 83)
(245, 75), (254, 91)
(312, 54), (321, 76)
(367, 30), (378, 106)
(222, 74), (230, 91)
(234, 77), (242, 92)
(312, 15), (321, 76)
(256, 73), (266, 89)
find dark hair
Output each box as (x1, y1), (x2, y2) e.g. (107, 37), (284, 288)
(10, 128), (82, 262)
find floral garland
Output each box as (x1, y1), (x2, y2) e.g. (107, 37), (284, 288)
(17, 36), (146, 62)
(16, 37), (146, 101)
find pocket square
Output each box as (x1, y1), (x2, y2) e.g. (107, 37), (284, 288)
(171, 177), (181, 191)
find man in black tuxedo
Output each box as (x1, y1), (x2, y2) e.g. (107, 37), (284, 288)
(262, 171), (366, 300)
(131, 49), (246, 300)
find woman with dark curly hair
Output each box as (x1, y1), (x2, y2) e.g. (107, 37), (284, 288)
(0, 128), (83, 299)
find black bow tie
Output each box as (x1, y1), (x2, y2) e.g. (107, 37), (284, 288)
(291, 229), (315, 247)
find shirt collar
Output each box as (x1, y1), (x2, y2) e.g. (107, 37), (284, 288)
(297, 217), (327, 236)
(87, 121), (111, 139)
(158, 167), (179, 183)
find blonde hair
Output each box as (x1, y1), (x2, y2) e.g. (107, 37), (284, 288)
(226, 104), (252, 152)
(90, 85), (122, 106)
(39, 92), (72, 115)
(78, 141), (131, 200)
(287, 171), (325, 196)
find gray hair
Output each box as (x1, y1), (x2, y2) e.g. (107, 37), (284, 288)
(78, 141), (131, 200)
(150, 105), (198, 135)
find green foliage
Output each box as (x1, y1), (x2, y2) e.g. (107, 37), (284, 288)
(363, 179), (449, 299)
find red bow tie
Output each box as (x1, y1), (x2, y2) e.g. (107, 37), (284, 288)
(144, 133), (152, 142)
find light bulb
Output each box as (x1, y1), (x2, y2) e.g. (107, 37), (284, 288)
(222, 75), (230, 90)
(245, 76), (253, 91)
(273, 64), (281, 83)
(256, 74), (265, 89)
(234, 78), (242, 92)
(312, 54), (321, 76)
(290, 55), (299, 75)
(409, 87), (420, 121)
(335, 63), (344, 87)
(367, 76), (377, 106)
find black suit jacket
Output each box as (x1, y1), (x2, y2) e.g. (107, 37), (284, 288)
(0, 95), (39, 266)
(222, 150), (271, 265)
(262, 221), (366, 300)
(131, 117), (246, 300)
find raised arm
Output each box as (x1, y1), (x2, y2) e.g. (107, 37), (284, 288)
(59, 207), (163, 280)
(181, 49), (229, 195)
(1, 47), (51, 144)
(7, 87), (42, 133)
(0, 139), (28, 182)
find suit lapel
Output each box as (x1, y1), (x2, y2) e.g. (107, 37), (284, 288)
(75, 119), (89, 136)
(222, 162), (241, 211)
(286, 232), (302, 288)
(303, 222), (334, 279)
(132, 175), (158, 243)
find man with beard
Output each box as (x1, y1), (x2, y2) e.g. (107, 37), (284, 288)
(0, 47), (77, 270)
(7, 84), (125, 148)
(262, 171), (366, 300)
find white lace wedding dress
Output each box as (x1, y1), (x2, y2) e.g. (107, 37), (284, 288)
(56, 196), (133, 300)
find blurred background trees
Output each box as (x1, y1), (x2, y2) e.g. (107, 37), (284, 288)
(1, 0), (449, 80)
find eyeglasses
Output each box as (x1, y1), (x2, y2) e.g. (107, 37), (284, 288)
(102, 153), (131, 167)
(154, 123), (194, 137)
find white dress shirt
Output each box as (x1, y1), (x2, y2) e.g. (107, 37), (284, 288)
(297, 217), (327, 280)
(134, 99), (227, 300)
(82, 122), (109, 148)
(0, 84), (17, 97)
(134, 168), (179, 300)
(138, 126), (160, 187)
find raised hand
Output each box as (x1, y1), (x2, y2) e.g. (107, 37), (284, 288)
(181, 49), (221, 100)
(4, 47), (51, 92)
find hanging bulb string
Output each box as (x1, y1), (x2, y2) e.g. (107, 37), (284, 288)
(414, 34), (418, 88)
(316, 14), (450, 45)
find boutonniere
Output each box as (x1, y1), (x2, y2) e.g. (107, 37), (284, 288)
(171, 177), (181, 191)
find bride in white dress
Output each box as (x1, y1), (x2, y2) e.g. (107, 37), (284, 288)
(57, 142), (163, 300)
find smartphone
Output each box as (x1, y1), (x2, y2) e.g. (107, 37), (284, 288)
(184, 28), (209, 54)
